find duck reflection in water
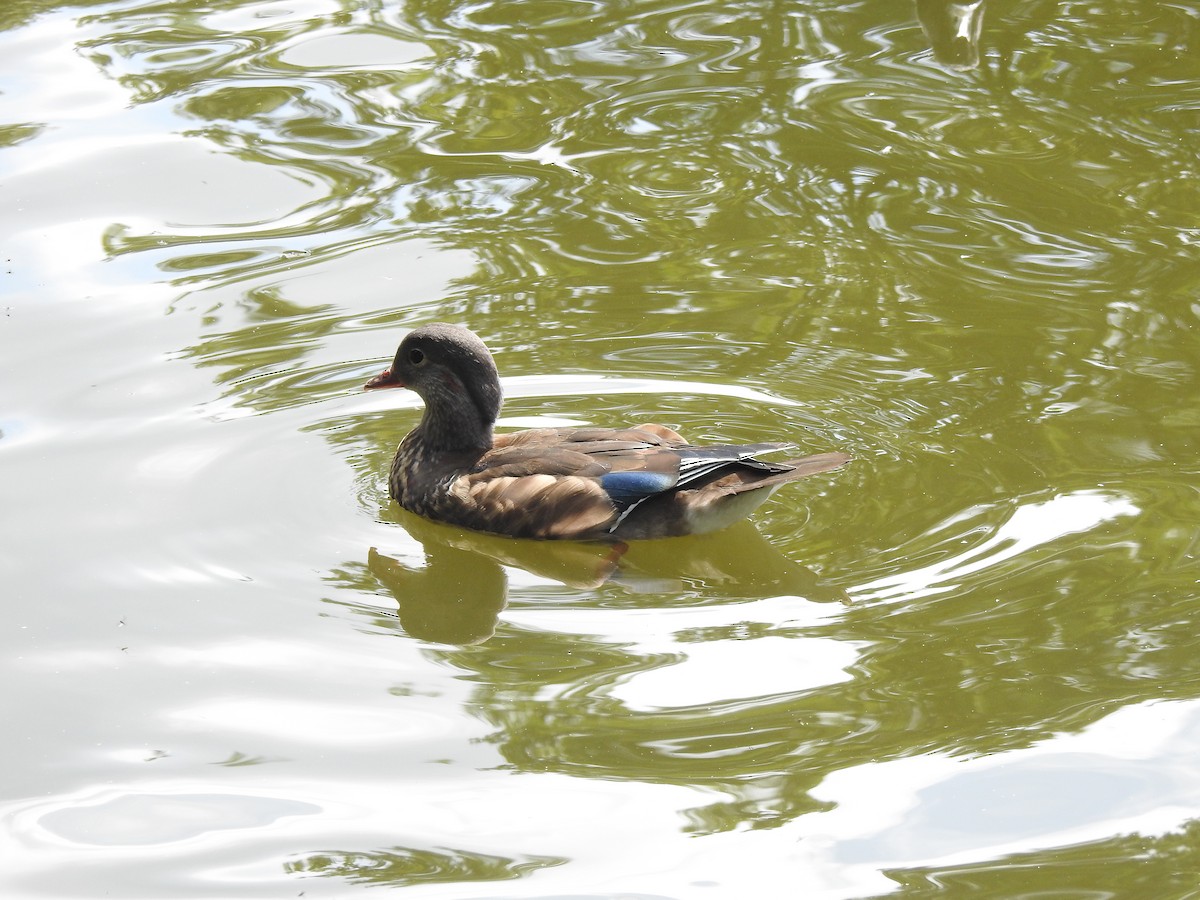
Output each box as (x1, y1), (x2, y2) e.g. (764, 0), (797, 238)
(917, 0), (986, 70)
(368, 510), (848, 645)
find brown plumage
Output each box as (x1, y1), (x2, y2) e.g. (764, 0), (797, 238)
(365, 324), (849, 540)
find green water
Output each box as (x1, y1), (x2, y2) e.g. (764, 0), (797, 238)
(3, 0), (1199, 896)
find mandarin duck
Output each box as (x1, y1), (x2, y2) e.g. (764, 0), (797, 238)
(365, 324), (849, 540)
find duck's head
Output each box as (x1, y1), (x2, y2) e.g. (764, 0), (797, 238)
(366, 323), (503, 446)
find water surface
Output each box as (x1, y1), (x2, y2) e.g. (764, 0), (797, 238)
(3, 0), (1199, 897)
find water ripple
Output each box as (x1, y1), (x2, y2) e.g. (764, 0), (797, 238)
(853, 490), (1141, 606)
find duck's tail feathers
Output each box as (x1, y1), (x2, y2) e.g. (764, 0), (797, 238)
(724, 451), (851, 494)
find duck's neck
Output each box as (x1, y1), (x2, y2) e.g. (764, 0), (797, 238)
(411, 392), (494, 453)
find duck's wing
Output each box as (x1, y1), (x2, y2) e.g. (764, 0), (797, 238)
(480, 427), (695, 506)
(447, 426), (681, 540)
(455, 426), (841, 540)
(448, 436), (630, 540)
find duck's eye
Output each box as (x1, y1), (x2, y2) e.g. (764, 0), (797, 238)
(408, 348), (425, 366)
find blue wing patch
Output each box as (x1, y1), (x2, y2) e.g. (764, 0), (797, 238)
(599, 470), (677, 510)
